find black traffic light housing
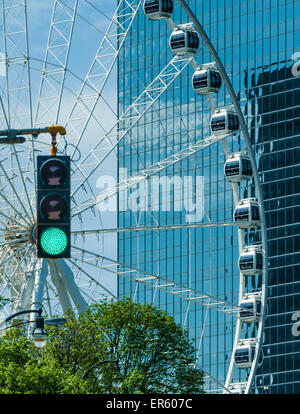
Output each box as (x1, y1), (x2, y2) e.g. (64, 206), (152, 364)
(36, 155), (71, 258)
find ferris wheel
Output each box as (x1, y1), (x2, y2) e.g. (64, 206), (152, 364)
(0, 0), (268, 394)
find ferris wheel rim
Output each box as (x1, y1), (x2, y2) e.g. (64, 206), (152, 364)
(173, 0), (268, 394)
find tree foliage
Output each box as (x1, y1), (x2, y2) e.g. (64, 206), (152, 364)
(0, 298), (204, 394)
(0, 328), (85, 394)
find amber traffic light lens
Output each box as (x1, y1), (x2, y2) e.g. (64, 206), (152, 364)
(40, 194), (68, 221)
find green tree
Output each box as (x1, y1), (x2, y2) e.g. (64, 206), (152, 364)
(0, 298), (204, 394)
(0, 328), (86, 394)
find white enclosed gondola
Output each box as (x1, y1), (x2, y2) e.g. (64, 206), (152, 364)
(233, 198), (260, 228)
(169, 27), (200, 56)
(238, 247), (263, 276)
(192, 67), (222, 94)
(234, 343), (256, 369)
(143, 0), (174, 20)
(210, 108), (239, 137)
(239, 295), (261, 323)
(224, 153), (253, 182)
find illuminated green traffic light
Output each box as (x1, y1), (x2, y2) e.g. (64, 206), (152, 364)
(40, 227), (68, 256)
(37, 155), (70, 258)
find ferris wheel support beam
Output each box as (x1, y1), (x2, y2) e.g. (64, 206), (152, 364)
(71, 54), (194, 199)
(64, 0), (142, 158)
(72, 132), (230, 217)
(55, 259), (88, 313)
(48, 259), (73, 313)
(30, 259), (48, 312)
(13, 252), (35, 313)
(176, 0), (268, 394)
(71, 245), (244, 318)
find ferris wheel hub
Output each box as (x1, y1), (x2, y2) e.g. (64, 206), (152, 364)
(30, 224), (37, 244)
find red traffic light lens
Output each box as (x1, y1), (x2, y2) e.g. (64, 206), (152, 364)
(41, 159), (67, 186)
(40, 194), (68, 221)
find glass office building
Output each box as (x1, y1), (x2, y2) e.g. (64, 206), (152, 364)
(118, 0), (300, 393)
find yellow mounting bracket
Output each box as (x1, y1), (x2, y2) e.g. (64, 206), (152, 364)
(47, 125), (66, 156)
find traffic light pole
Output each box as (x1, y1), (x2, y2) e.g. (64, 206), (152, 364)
(0, 125), (66, 144)
(0, 125), (87, 319)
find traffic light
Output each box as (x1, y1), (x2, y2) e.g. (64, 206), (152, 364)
(36, 155), (70, 258)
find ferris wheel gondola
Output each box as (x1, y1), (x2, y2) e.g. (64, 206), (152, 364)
(238, 247), (263, 276)
(143, 0), (174, 20)
(192, 67), (222, 94)
(211, 109), (240, 136)
(239, 294), (261, 323)
(224, 153), (253, 183)
(169, 27), (200, 56)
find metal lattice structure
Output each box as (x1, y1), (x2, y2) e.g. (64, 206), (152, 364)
(0, 0), (268, 394)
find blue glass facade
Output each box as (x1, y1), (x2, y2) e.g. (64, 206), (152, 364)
(118, 0), (300, 393)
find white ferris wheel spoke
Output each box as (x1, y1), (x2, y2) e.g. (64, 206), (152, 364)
(0, 183), (32, 227)
(0, 236), (29, 248)
(67, 256), (117, 299)
(1, 0), (35, 219)
(70, 55), (194, 199)
(72, 132), (230, 217)
(0, 245), (32, 300)
(71, 221), (257, 235)
(11, 145), (35, 220)
(0, 83), (9, 129)
(0, 207), (29, 229)
(64, 0), (142, 158)
(0, 241), (30, 276)
(34, 0), (79, 127)
(71, 245), (243, 318)
(0, 154), (34, 223)
(200, 366), (232, 394)
(0, 228), (28, 234)
(2, 0), (33, 129)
